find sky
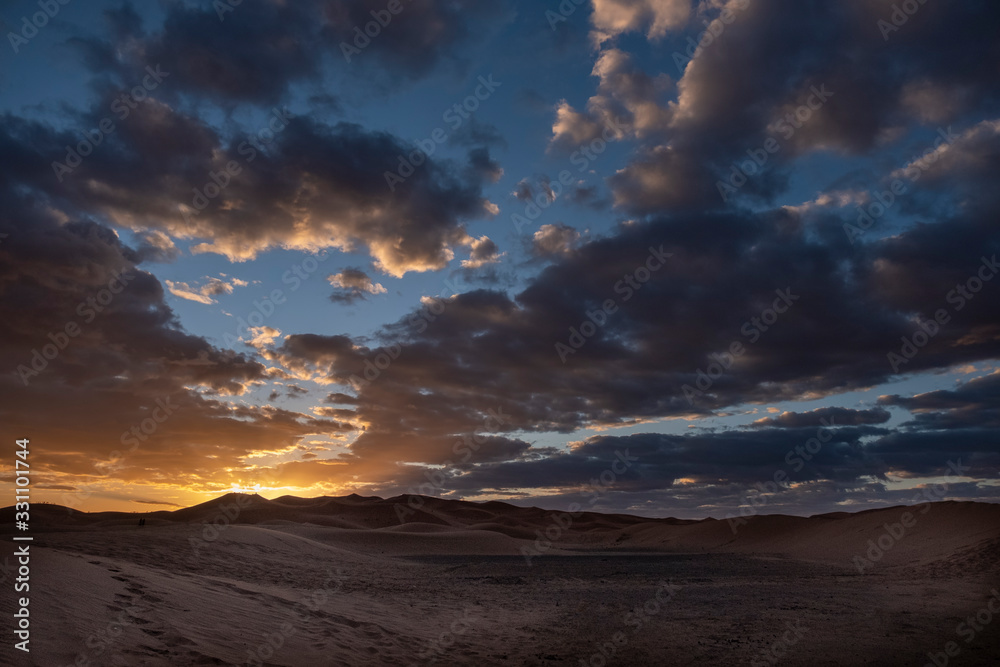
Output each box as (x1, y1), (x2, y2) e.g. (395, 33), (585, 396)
(0, 0), (998, 518)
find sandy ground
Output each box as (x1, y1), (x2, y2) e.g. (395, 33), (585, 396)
(0, 496), (998, 666)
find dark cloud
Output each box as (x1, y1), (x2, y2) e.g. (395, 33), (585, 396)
(879, 371), (1000, 430)
(265, 195), (1000, 505)
(512, 176), (556, 204)
(4, 101), (497, 276)
(70, 0), (322, 105)
(452, 425), (890, 493)
(371, 416), (997, 517)
(306, 93), (343, 116)
(512, 179), (537, 203)
(566, 183), (606, 209)
(447, 118), (507, 149)
(328, 268), (387, 305)
(0, 192), (353, 497)
(349, 414), (998, 518)
(320, 0), (513, 87)
(67, 0), (515, 106)
(751, 407), (892, 428)
(3, 0), (1000, 516)
(864, 428), (1000, 480)
(604, 0), (1000, 213)
(464, 147), (504, 185)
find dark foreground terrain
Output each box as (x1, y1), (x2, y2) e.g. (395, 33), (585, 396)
(0, 495), (997, 665)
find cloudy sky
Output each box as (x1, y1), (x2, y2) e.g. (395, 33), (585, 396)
(1, 0), (998, 517)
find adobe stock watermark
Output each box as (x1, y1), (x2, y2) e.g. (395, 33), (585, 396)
(843, 126), (958, 244)
(185, 480), (279, 560)
(347, 344), (401, 389)
(682, 288), (799, 405)
(244, 568), (349, 666)
(7, 0), (72, 54)
(400, 272), (467, 336)
(214, 0), (245, 22)
(672, 0), (750, 73)
(17, 269), (136, 385)
(750, 619), (809, 667)
(877, 0), (930, 42)
(181, 107), (293, 224)
(414, 608), (481, 663)
(220, 250), (330, 348)
(511, 117), (626, 234)
(545, 0), (587, 31)
(348, 272), (473, 393)
(384, 74), (502, 191)
(51, 66), (170, 182)
(68, 606), (141, 666)
(923, 589), (1000, 667)
(725, 418), (835, 534)
(887, 254), (998, 373)
(578, 581), (681, 667)
(187, 494), (254, 557)
(852, 459), (970, 574)
(521, 449), (638, 565)
(58, 396), (179, 513)
(555, 245), (672, 363)
(395, 407), (509, 523)
(717, 85), (833, 202)
(339, 0), (411, 62)
(120, 397), (177, 451)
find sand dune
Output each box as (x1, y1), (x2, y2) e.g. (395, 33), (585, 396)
(1, 496), (997, 665)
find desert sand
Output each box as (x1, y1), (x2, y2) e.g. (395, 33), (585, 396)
(1, 495), (998, 666)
